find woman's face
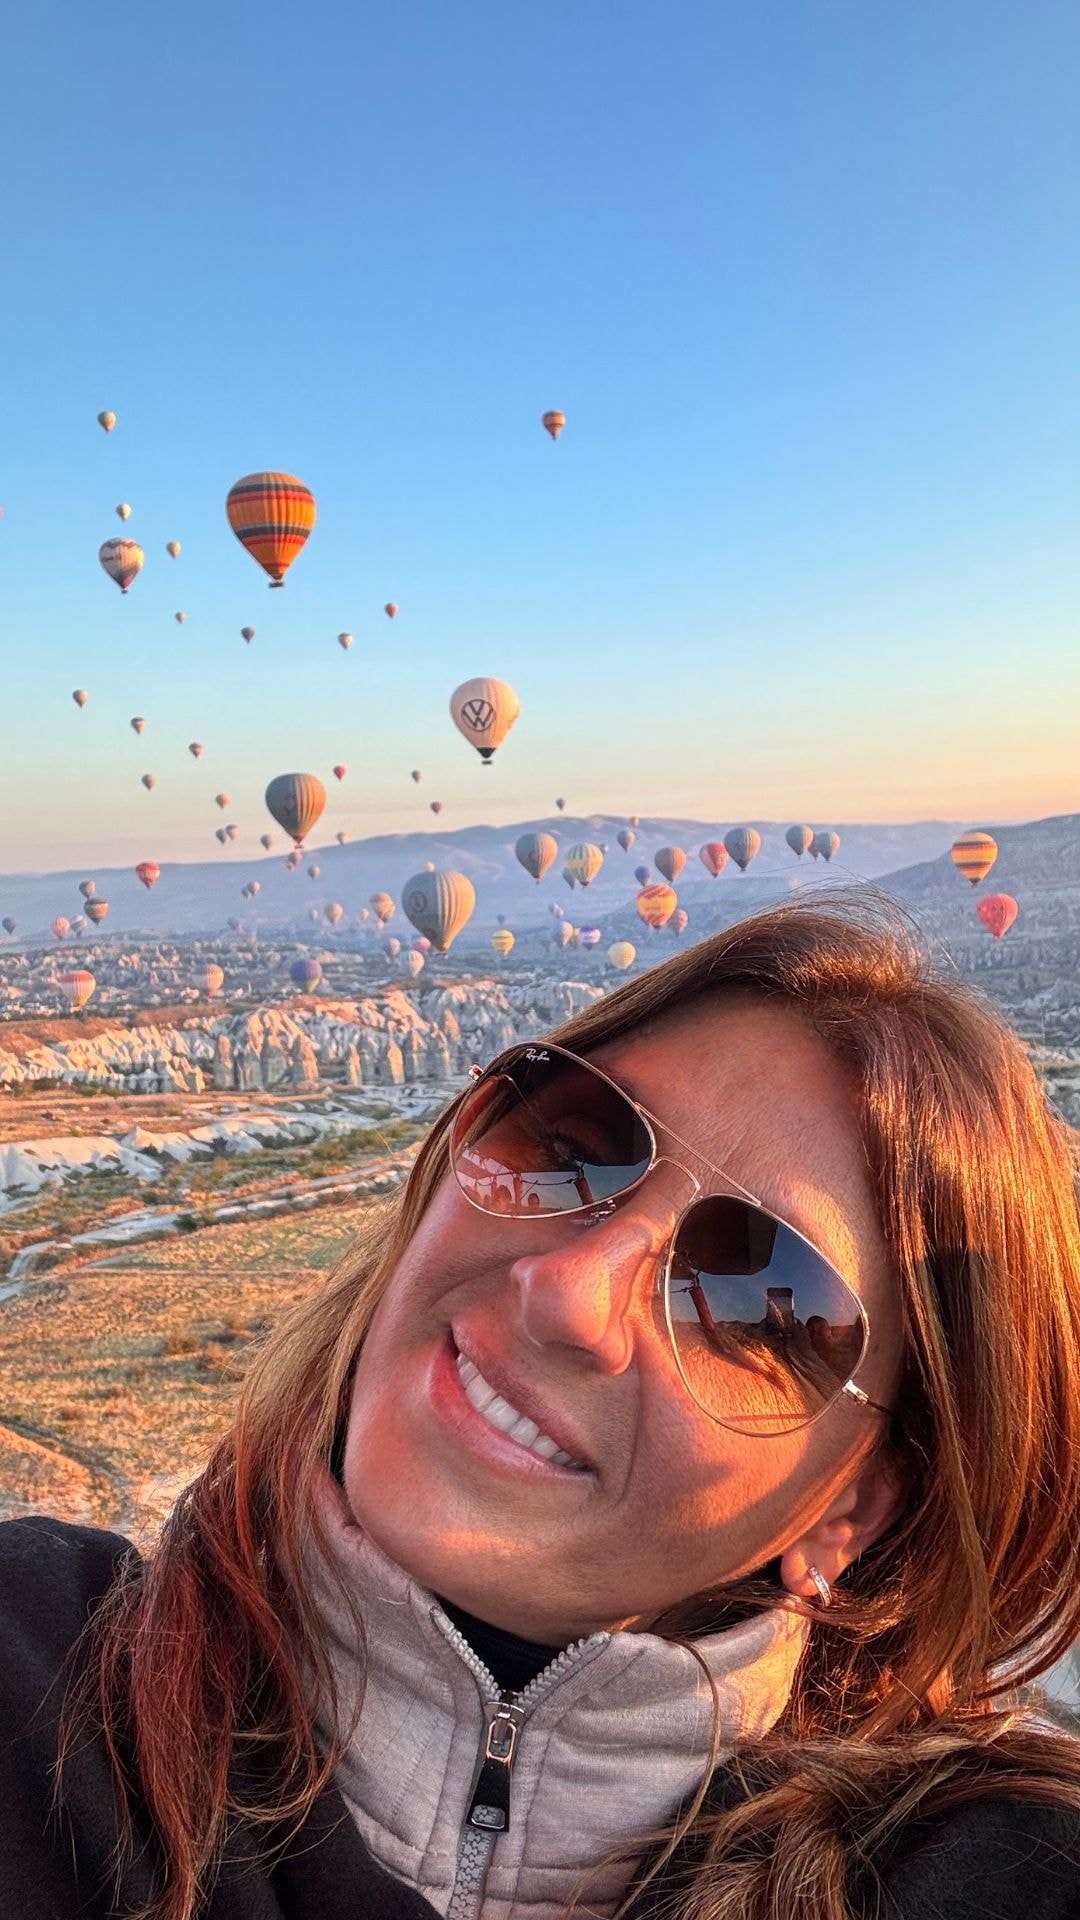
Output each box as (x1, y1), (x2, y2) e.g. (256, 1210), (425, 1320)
(342, 998), (905, 1640)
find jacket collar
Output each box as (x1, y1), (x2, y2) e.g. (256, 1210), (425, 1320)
(302, 1467), (808, 1920)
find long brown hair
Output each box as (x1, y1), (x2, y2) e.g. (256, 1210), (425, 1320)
(57, 894), (1080, 1920)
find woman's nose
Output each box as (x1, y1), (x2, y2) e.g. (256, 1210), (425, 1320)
(507, 1201), (672, 1368)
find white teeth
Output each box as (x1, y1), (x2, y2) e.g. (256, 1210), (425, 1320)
(455, 1352), (583, 1469)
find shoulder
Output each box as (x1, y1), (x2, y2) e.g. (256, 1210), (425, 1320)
(867, 1795), (1080, 1920)
(0, 1514), (139, 1690)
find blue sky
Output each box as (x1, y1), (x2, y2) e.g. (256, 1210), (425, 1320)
(3, 0), (1079, 871)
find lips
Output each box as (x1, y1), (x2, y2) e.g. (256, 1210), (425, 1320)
(451, 1328), (594, 1473)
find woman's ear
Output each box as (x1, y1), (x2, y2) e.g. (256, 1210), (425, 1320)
(780, 1451), (907, 1602)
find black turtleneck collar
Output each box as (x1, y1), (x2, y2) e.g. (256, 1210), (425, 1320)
(436, 1597), (566, 1693)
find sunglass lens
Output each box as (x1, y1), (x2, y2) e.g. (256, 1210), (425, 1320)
(667, 1196), (866, 1434)
(451, 1049), (653, 1215)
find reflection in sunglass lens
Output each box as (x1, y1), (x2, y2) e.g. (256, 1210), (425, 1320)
(451, 1048), (653, 1215)
(667, 1195), (866, 1434)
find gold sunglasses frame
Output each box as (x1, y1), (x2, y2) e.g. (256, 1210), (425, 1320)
(449, 1041), (895, 1437)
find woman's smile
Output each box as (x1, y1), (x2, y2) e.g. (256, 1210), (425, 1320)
(426, 1330), (595, 1481)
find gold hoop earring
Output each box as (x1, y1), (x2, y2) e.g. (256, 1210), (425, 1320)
(807, 1565), (832, 1609)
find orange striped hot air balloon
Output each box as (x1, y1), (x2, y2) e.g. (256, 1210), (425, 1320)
(60, 970), (96, 1009)
(636, 884), (678, 930)
(226, 472), (316, 587)
(950, 830), (998, 887)
(699, 841), (728, 877)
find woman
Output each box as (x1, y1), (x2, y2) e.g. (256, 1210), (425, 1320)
(3, 897), (1080, 1920)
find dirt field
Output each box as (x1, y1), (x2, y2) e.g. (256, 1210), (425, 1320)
(0, 1201), (370, 1542)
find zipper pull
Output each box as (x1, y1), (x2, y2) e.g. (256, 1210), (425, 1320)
(466, 1693), (524, 1833)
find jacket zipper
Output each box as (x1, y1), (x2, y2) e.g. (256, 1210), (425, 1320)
(437, 1612), (602, 1920)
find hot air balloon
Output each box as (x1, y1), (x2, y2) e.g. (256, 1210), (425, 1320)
(430, 801), (444, 815)
(188, 741), (203, 759)
(259, 833), (272, 850)
(116, 503), (131, 521)
(562, 867), (577, 891)
(555, 797), (566, 812)
(552, 921), (574, 951)
(336, 830), (348, 845)
(72, 689), (89, 709)
(97, 411), (116, 432)
(226, 472), (316, 586)
(654, 846), (686, 885)
(515, 831), (558, 883)
(629, 815), (641, 827)
(78, 880), (95, 900)
(214, 793), (229, 810)
(332, 764), (346, 782)
(978, 894), (1018, 940)
(634, 864), (651, 886)
(699, 842), (728, 878)
(384, 603), (398, 619)
(566, 842), (604, 888)
(307, 864), (320, 880)
(1, 918), (15, 936)
(135, 861), (159, 890)
(636, 884), (677, 929)
(241, 626), (255, 643)
(450, 678), (520, 763)
(786, 825), (814, 858)
(324, 902), (344, 926)
(951, 831), (998, 887)
(85, 900), (109, 925)
(491, 928), (515, 958)
(411, 769), (422, 783)
(579, 926), (602, 949)
(51, 917), (70, 940)
(811, 831), (841, 863)
(285, 850), (301, 870)
(216, 827), (228, 845)
(671, 909), (689, 936)
(337, 632), (353, 651)
(203, 963), (224, 996)
(174, 612), (186, 625)
(369, 892), (395, 924)
(617, 829), (635, 852)
(130, 716), (145, 735)
(265, 772), (326, 846)
(402, 870), (476, 951)
(60, 970), (95, 1010)
(608, 942), (636, 971)
(290, 957), (323, 989)
(71, 915), (87, 934)
(382, 936), (402, 960)
(166, 541), (181, 558)
(225, 824), (240, 842)
(308, 906), (320, 923)
(141, 773), (156, 791)
(541, 410), (566, 441)
(402, 949), (425, 977)
(724, 827), (761, 873)
(99, 538), (144, 593)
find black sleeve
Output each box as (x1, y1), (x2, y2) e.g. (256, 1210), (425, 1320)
(0, 1515), (147, 1920)
(865, 1796), (1080, 1920)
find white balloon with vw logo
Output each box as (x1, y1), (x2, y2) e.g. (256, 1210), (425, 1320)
(449, 678), (520, 763)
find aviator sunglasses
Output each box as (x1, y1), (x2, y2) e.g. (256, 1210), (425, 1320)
(449, 1042), (895, 1438)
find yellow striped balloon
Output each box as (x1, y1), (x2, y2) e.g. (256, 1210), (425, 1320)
(950, 830), (998, 886)
(491, 928), (515, 957)
(565, 841), (604, 888)
(226, 472), (316, 587)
